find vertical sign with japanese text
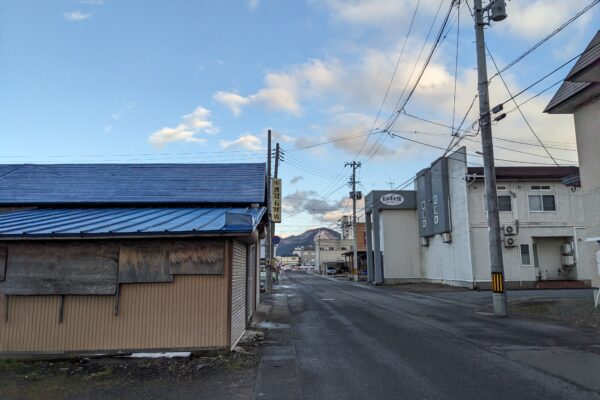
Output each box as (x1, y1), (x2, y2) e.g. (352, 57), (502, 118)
(271, 178), (282, 223)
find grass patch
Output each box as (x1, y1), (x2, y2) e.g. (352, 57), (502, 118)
(85, 366), (113, 380)
(0, 360), (24, 370)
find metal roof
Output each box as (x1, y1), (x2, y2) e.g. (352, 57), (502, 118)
(467, 166), (579, 181)
(566, 30), (600, 82)
(0, 207), (266, 239)
(545, 31), (600, 114)
(0, 163), (266, 206)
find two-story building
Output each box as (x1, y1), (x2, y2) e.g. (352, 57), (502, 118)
(293, 247), (316, 266)
(365, 147), (591, 288)
(314, 237), (354, 274)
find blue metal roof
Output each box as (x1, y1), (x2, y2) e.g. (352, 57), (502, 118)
(0, 163), (266, 206)
(0, 207), (266, 239)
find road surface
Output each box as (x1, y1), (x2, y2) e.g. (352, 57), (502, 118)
(273, 272), (600, 400)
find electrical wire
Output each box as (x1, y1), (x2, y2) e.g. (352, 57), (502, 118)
(487, 0), (600, 82)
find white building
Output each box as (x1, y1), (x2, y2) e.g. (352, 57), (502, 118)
(544, 30), (600, 304)
(314, 238), (354, 273)
(366, 147), (591, 289)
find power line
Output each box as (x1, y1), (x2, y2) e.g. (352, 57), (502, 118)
(486, 44), (560, 166)
(355, 0), (422, 160)
(487, 0), (600, 82)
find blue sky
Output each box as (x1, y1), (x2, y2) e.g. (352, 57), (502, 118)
(0, 0), (597, 236)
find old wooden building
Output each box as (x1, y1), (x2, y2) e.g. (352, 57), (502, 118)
(0, 163), (267, 355)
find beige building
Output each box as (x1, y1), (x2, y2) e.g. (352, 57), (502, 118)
(545, 30), (600, 304)
(0, 163), (267, 355)
(314, 237), (354, 273)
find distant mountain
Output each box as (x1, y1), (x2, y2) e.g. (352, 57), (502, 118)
(276, 227), (341, 256)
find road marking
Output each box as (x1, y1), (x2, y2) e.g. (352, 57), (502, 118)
(320, 298), (336, 301)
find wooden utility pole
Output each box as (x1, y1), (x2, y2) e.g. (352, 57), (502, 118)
(266, 130), (273, 294)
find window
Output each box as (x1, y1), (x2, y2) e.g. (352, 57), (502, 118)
(340, 247), (347, 251)
(484, 195), (512, 211)
(329, 246), (335, 251)
(520, 244), (531, 265)
(531, 185), (551, 191)
(498, 195), (512, 211)
(319, 247), (325, 251)
(529, 195), (556, 211)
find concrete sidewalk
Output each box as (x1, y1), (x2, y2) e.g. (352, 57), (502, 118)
(252, 285), (302, 400)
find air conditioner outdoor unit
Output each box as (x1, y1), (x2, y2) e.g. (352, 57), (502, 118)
(442, 232), (452, 243)
(561, 255), (575, 266)
(420, 237), (429, 247)
(504, 237), (517, 248)
(502, 224), (517, 236)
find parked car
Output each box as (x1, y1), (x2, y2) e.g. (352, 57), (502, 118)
(326, 267), (336, 275)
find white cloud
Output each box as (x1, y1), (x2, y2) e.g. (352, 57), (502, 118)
(248, 0), (259, 10)
(214, 59), (342, 116)
(500, 0), (595, 39)
(219, 134), (263, 151)
(64, 11), (92, 22)
(78, 0), (103, 4)
(148, 106), (217, 147)
(213, 91), (250, 117)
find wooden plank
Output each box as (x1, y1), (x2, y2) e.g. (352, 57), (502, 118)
(169, 240), (225, 275)
(0, 247), (6, 281)
(118, 243), (173, 283)
(0, 242), (119, 295)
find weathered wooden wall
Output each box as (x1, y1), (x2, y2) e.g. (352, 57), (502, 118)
(230, 240), (247, 348)
(0, 239), (232, 354)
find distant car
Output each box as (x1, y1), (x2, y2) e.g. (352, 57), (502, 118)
(326, 267), (336, 275)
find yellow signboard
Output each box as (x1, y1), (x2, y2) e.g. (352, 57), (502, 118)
(271, 178), (282, 223)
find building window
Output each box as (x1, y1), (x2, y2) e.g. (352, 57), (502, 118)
(498, 195), (512, 212)
(340, 247), (347, 251)
(520, 244), (531, 265)
(329, 247), (335, 251)
(531, 185), (551, 191)
(484, 195), (512, 211)
(529, 195), (556, 211)
(320, 247), (325, 251)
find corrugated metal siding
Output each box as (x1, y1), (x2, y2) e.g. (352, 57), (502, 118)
(230, 240), (247, 348)
(0, 274), (229, 353)
(0, 207), (266, 238)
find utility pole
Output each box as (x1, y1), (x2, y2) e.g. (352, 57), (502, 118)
(345, 161), (361, 282)
(266, 129), (273, 294)
(474, 0), (508, 316)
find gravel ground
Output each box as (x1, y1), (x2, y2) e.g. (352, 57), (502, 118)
(0, 332), (263, 400)
(509, 298), (600, 330)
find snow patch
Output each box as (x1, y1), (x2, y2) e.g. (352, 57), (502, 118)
(127, 352), (191, 359)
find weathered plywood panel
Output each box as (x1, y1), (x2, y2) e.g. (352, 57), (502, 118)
(0, 247), (6, 281)
(118, 243), (173, 283)
(169, 241), (224, 275)
(0, 243), (118, 295)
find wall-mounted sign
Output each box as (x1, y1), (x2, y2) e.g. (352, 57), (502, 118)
(271, 178), (282, 223)
(380, 193), (404, 206)
(272, 235), (281, 245)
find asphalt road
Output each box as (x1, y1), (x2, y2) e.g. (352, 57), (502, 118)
(281, 272), (600, 400)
